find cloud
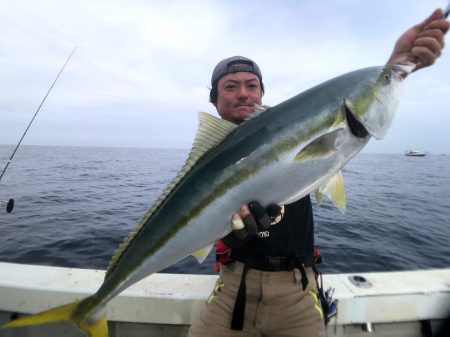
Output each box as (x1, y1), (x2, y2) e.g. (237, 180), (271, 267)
(0, 0), (449, 153)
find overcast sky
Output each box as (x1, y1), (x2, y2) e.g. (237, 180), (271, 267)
(1, 0), (449, 154)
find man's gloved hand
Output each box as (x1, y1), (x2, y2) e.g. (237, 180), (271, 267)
(222, 201), (283, 248)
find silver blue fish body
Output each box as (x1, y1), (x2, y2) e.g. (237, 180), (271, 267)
(106, 65), (405, 292)
(1, 65), (406, 337)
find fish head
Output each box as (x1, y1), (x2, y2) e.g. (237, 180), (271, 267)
(344, 64), (409, 140)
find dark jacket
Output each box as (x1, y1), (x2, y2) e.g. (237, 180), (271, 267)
(224, 195), (315, 266)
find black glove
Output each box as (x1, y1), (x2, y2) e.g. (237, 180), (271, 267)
(222, 201), (282, 248)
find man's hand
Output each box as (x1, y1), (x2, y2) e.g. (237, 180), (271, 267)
(222, 202), (283, 248)
(387, 8), (449, 72)
(231, 202), (273, 239)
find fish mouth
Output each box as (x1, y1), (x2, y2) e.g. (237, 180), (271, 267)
(391, 63), (415, 79)
(344, 104), (369, 139)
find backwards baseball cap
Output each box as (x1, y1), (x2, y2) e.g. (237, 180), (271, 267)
(211, 56), (263, 87)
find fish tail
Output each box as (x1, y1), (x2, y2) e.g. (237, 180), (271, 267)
(0, 300), (108, 337)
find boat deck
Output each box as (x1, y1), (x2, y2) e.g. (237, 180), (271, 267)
(0, 262), (449, 336)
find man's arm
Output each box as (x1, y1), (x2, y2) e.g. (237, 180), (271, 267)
(387, 8), (449, 71)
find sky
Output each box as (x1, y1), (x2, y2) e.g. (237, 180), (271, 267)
(0, 0), (449, 154)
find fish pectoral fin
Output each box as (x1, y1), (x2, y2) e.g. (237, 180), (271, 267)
(294, 129), (345, 162)
(1, 300), (109, 337)
(316, 170), (346, 212)
(192, 243), (214, 264)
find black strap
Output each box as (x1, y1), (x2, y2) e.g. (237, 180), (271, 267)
(296, 262), (308, 291)
(231, 263), (250, 330)
(420, 320), (432, 337)
(230, 261), (309, 330)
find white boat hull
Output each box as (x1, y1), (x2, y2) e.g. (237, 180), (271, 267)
(0, 262), (448, 337)
(404, 150), (427, 156)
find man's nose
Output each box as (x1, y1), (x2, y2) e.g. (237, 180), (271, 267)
(237, 86), (249, 99)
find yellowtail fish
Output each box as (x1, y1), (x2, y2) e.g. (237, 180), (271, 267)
(1, 64), (410, 337)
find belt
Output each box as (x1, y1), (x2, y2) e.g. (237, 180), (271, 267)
(234, 255), (313, 272)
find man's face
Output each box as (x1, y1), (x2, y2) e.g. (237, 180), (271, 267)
(214, 72), (263, 124)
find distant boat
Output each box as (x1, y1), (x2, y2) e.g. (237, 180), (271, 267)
(405, 150), (426, 157)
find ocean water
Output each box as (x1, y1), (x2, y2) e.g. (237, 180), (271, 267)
(0, 145), (449, 275)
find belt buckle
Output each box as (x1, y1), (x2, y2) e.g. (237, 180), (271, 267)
(265, 256), (283, 271)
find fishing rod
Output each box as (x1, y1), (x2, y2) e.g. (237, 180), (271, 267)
(0, 46), (77, 213)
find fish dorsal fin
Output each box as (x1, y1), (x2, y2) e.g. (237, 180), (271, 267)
(106, 112), (237, 276)
(191, 112), (238, 158)
(315, 170), (346, 212)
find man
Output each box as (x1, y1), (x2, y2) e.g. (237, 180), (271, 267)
(188, 8), (449, 337)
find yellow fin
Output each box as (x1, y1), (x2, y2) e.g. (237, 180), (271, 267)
(0, 300), (108, 337)
(315, 189), (324, 205)
(191, 243), (214, 264)
(316, 170), (346, 212)
(79, 314), (108, 337)
(106, 112), (237, 276)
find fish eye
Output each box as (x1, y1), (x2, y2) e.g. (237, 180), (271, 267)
(383, 71), (391, 84)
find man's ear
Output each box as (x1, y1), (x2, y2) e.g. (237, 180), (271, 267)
(212, 102), (221, 117)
